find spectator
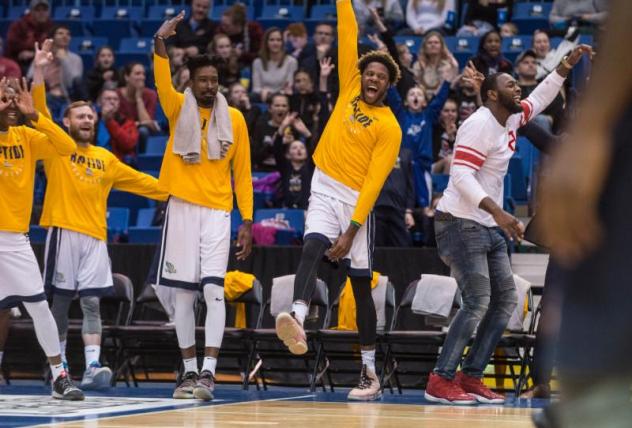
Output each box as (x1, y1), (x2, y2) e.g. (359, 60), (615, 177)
(289, 70), (320, 136)
(387, 80), (450, 208)
(532, 29), (579, 80)
(549, 0), (608, 31)
(500, 22), (519, 37)
(469, 30), (513, 76)
(96, 88), (139, 165)
(84, 46), (120, 102)
(117, 62), (159, 151)
(457, 0), (512, 37)
(28, 26), (84, 122)
(207, 33), (241, 91)
(298, 23), (335, 73)
(405, 0), (456, 36)
(252, 27), (298, 103)
(412, 31), (459, 97)
(352, 0), (404, 35)
(273, 120), (314, 209)
(168, 47), (191, 92)
(227, 82), (262, 137)
(6, 0), (54, 73)
(285, 23), (309, 60)
(168, 0), (215, 57)
(374, 147), (415, 247)
(0, 37), (22, 79)
(432, 97), (458, 174)
(216, 3), (264, 67)
(515, 49), (565, 132)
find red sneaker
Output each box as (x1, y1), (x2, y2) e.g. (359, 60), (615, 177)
(424, 372), (477, 405)
(455, 372), (505, 404)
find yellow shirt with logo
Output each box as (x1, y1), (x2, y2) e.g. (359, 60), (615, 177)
(0, 114), (76, 233)
(312, 0), (402, 225)
(153, 54), (253, 221)
(33, 84), (169, 241)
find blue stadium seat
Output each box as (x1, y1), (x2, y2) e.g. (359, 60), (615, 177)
(502, 35), (532, 54)
(108, 190), (152, 225)
(54, 6), (95, 20)
(107, 207), (130, 234)
(431, 174), (450, 193)
(137, 154), (163, 171)
(444, 36), (477, 68)
(91, 20), (133, 49)
(128, 227), (161, 243)
(254, 208), (305, 235)
(137, 19), (164, 37)
(69, 36), (109, 54)
(231, 209), (242, 240)
(0, 19), (12, 39)
(147, 5), (189, 19)
(118, 37), (153, 53)
(309, 4), (335, 19)
(508, 156), (528, 203)
(394, 36), (422, 56)
(114, 52), (151, 69)
(99, 6), (143, 20)
(136, 207), (156, 227)
(515, 137), (535, 181)
(512, 2), (552, 34)
(7, 6), (29, 19)
(145, 135), (168, 154)
(28, 226), (48, 244)
(259, 5), (304, 20)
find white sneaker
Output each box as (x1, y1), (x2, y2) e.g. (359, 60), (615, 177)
(275, 312), (308, 355)
(347, 365), (382, 401)
(80, 362), (112, 390)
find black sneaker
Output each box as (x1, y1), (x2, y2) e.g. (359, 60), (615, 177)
(193, 370), (215, 401)
(52, 372), (85, 401)
(173, 371), (199, 399)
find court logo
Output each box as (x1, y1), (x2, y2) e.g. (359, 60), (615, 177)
(165, 262), (177, 274)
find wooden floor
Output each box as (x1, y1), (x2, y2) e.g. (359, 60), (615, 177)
(56, 400), (536, 428)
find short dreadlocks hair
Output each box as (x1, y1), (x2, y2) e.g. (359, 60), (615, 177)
(358, 50), (401, 85)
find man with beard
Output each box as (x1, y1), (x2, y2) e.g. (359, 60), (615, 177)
(424, 44), (592, 405)
(274, 0), (402, 402)
(0, 76), (83, 400)
(153, 12), (253, 401)
(31, 40), (167, 390)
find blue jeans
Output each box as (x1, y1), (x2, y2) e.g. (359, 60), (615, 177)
(433, 214), (518, 379)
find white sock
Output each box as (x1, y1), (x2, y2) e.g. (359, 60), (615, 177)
(203, 285), (226, 349)
(361, 349), (376, 374)
(183, 357), (198, 374)
(59, 340), (67, 363)
(202, 356), (217, 375)
(85, 345), (100, 368)
(291, 301), (308, 325)
(51, 362), (65, 380)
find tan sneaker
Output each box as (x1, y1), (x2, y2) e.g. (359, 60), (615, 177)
(275, 312), (308, 355)
(347, 365), (382, 401)
(173, 371), (198, 399)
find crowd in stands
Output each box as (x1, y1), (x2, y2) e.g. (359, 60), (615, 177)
(0, 0), (607, 246)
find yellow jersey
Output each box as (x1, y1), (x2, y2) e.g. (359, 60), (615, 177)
(313, 0), (402, 225)
(33, 83), (169, 241)
(0, 114), (76, 233)
(153, 54), (254, 221)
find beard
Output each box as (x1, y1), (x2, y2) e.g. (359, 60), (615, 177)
(69, 127), (95, 144)
(498, 93), (523, 114)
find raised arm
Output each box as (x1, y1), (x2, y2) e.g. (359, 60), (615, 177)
(153, 11), (186, 119)
(336, 0), (360, 92)
(427, 80), (451, 123)
(31, 40), (54, 120)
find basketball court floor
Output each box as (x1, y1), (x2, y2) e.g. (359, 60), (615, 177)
(0, 383), (546, 427)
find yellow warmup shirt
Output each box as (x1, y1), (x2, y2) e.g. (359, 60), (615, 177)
(153, 54), (253, 221)
(0, 114), (76, 233)
(33, 84), (169, 241)
(312, 0), (402, 225)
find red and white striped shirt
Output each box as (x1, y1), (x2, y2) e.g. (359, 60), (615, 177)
(437, 71), (566, 227)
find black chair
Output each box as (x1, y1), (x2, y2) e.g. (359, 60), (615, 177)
(246, 277), (330, 390)
(311, 279), (397, 392)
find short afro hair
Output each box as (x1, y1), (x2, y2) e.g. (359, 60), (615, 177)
(186, 54), (224, 80)
(480, 72), (503, 103)
(358, 50), (401, 85)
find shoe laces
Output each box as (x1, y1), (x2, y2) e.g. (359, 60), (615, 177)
(180, 371), (198, 387)
(356, 365), (372, 390)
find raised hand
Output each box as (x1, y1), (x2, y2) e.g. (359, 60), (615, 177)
(279, 112), (297, 133)
(461, 61), (485, 93)
(33, 39), (54, 69)
(565, 44), (594, 67)
(14, 78), (37, 121)
(292, 117), (312, 138)
(367, 33), (387, 53)
(155, 10), (185, 39)
(319, 57), (335, 79)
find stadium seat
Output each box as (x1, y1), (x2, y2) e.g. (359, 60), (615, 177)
(7, 5), (29, 19)
(69, 36), (109, 54)
(259, 5), (304, 20)
(309, 4), (336, 20)
(107, 207), (130, 235)
(136, 207), (156, 227)
(99, 6), (143, 21)
(118, 37), (153, 53)
(137, 19), (164, 37)
(54, 19), (86, 37)
(92, 20), (133, 49)
(114, 52), (151, 69)
(394, 36), (422, 55)
(28, 225), (47, 243)
(444, 36), (477, 68)
(512, 2), (552, 34)
(53, 6), (95, 20)
(303, 19), (336, 36)
(147, 5), (189, 19)
(108, 190), (153, 225)
(137, 154), (163, 171)
(127, 227), (161, 243)
(144, 135), (168, 154)
(508, 156), (528, 204)
(254, 208), (305, 236)
(502, 35), (532, 54)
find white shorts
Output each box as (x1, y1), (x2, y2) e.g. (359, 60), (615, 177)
(156, 197), (231, 291)
(43, 228), (113, 297)
(0, 232), (46, 308)
(304, 191), (375, 277)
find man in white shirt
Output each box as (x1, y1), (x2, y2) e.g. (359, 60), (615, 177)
(424, 44), (592, 406)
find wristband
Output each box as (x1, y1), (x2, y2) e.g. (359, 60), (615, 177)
(350, 220), (361, 228)
(561, 55), (572, 70)
(154, 34), (165, 41)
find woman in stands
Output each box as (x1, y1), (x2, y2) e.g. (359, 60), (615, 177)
(83, 46), (119, 102)
(405, 0), (456, 36)
(352, 0), (404, 35)
(412, 31), (459, 97)
(207, 33), (241, 92)
(289, 70), (320, 138)
(251, 28), (298, 103)
(468, 29), (513, 76)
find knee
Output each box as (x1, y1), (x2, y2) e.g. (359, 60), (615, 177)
(302, 237), (328, 260)
(497, 278), (519, 314)
(80, 297), (102, 334)
(203, 284), (224, 304)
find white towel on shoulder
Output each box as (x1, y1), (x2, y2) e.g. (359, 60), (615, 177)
(172, 88), (233, 163)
